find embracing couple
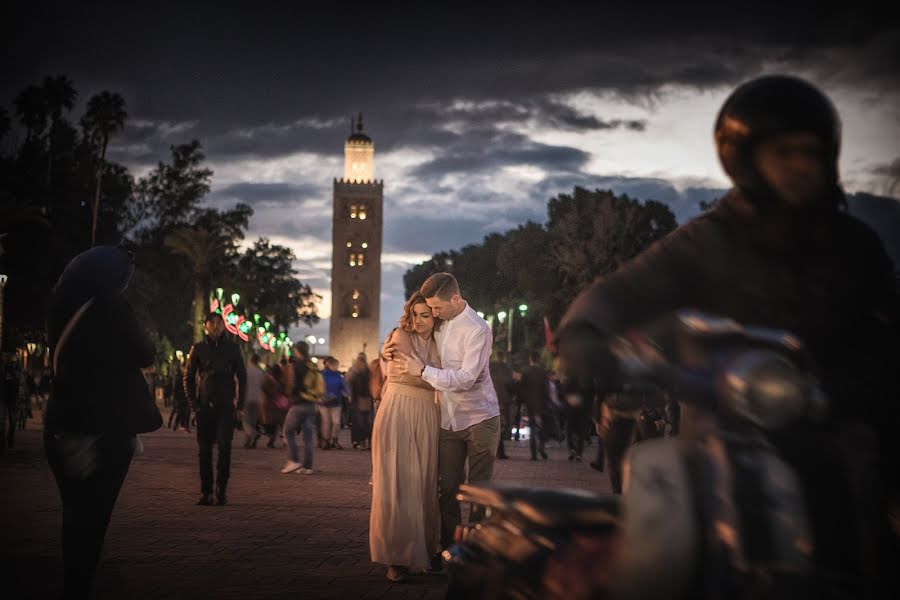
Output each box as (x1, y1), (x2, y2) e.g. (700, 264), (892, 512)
(369, 272), (500, 582)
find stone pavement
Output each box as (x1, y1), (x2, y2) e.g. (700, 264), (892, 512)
(0, 412), (611, 599)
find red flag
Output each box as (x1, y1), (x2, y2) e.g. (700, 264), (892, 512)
(543, 316), (556, 353)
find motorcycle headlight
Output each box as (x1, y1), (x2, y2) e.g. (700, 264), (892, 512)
(720, 350), (825, 429)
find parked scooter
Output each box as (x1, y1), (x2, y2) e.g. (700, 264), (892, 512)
(444, 311), (857, 600)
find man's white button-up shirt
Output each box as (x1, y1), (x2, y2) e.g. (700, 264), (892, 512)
(421, 303), (499, 431)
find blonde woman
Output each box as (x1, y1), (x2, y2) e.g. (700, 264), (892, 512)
(369, 292), (441, 582)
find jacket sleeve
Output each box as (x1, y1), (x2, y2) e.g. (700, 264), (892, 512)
(234, 346), (247, 411)
(184, 345), (199, 410)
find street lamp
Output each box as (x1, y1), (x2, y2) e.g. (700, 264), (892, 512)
(305, 334), (319, 356)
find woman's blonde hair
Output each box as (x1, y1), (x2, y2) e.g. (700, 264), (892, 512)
(399, 291), (442, 333)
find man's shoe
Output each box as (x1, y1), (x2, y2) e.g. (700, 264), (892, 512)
(540, 450), (549, 460)
(386, 566), (408, 582)
(590, 461), (605, 472)
(297, 467), (314, 475)
(331, 439), (343, 450)
(196, 494), (214, 506)
(574, 455), (583, 462)
(215, 492), (227, 506)
(568, 453), (575, 461)
(530, 456), (538, 461)
(280, 460), (302, 474)
(266, 440), (275, 448)
(497, 453), (509, 459)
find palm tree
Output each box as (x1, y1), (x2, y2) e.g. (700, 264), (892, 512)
(82, 91), (127, 245)
(13, 84), (48, 143)
(41, 75), (76, 185)
(164, 226), (224, 343)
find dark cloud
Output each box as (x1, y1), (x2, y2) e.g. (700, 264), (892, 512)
(210, 182), (325, 207)
(412, 141), (590, 179)
(5, 3), (896, 169)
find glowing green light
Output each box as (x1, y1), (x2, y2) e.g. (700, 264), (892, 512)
(231, 293), (240, 305)
(519, 304), (528, 312)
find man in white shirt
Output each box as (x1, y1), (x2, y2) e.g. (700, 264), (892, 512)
(391, 272), (500, 550)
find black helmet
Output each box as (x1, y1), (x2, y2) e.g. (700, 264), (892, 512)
(714, 75), (841, 202)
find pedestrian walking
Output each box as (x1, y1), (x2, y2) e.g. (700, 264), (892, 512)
(489, 350), (515, 459)
(516, 351), (550, 461)
(43, 245), (162, 599)
(319, 357), (347, 450)
(243, 354), (266, 448)
(347, 353), (374, 449)
(184, 312), (247, 506)
(280, 341), (323, 474)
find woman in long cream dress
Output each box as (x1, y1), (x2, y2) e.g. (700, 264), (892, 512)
(369, 292), (441, 582)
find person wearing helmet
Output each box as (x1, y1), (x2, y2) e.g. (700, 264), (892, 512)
(555, 75), (898, 590)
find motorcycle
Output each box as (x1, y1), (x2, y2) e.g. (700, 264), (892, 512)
(443, 311), (855, 600)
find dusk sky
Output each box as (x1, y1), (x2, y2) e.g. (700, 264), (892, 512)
(5, 2), (899, 351)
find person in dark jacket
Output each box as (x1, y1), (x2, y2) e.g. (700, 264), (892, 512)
(347, 353), (374, 449)
(44, 245), (162, 599)
(516, 351), (550, 461)
(489, 351), (515, 459)
(168, 361), (190, 432)
(184, 312), (247, 506)
(555, 75), (898, 589)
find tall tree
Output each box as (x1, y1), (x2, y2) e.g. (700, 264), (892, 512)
(13, 84), (48, 143)
(164, 226), (224, 343)
(548, 188), (677, 299)
(81, 91), (127, 245)
(41, 75), (76, 185)
(134, 140), (212, 233)
(233, 238), (321, 330)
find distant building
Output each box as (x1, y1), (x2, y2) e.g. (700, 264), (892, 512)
(328, 114), (383, 369)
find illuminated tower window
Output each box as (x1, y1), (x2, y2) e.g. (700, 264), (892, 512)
(345, 290), (368, 319)
(348, 252), (365, 267)
(361, 242), (368, 249)
(349, 202), (369, 220)
(346, 241), (352, 248)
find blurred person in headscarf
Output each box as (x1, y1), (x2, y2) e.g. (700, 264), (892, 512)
(44, 245), (162, 599)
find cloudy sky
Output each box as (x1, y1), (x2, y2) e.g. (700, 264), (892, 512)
(5, 2), (899, 350)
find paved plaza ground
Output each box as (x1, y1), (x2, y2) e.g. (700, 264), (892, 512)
(1, 412), (611, 599)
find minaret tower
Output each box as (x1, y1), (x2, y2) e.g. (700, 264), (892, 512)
(329, 114), (383, 368)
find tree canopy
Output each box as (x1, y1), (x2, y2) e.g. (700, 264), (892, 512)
(0, 75), (320, 361)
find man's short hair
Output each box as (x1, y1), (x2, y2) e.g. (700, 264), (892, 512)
(294, 341), (309, 358)
(495, 351), (506, 361)
(251, 353), (260, 363)
(420, 272), (459, 301)
(529, 350), (541, 364)
(205, 312), (222, 324)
